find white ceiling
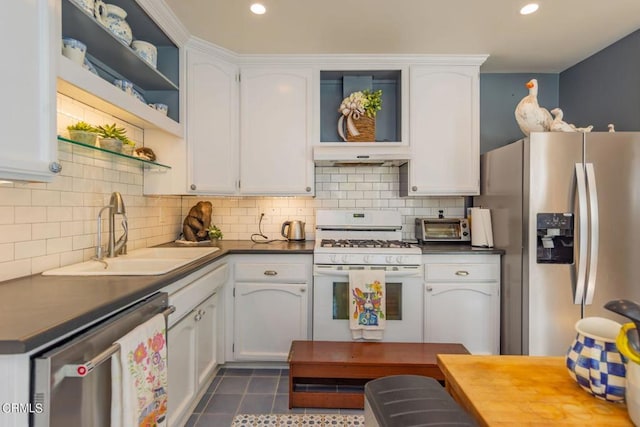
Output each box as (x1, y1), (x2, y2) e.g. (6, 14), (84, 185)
(164, 0), (640, 73)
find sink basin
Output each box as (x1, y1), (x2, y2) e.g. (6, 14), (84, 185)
(42, 246), (219, 276)
(125, 247), (218, 260)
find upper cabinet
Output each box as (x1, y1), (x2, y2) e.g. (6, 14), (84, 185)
(400, 64), (481, 196)
(239, 66), (314, 195)
(57, 0), (185, 137)
(0, 0), (58, 182)
(186, 44), (238, 194)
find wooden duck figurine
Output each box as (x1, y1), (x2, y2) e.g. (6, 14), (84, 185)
(515, 79), (552, 136)
(549, 108), (575, 132)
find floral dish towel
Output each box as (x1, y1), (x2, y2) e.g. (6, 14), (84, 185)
(349, 269), (386, 340)
(111, 313), (168, 427)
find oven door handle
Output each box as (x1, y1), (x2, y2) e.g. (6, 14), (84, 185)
(62, 305), (175, 378)
(313, 268), (422, 278)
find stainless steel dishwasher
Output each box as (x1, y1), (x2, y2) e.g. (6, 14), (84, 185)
(31, 292), (173, 427)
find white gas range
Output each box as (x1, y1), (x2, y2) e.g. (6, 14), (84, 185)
(313, 210), (424, 342)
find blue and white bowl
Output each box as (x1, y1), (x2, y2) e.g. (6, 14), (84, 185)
(113, 79), (134, 95)
(148, 103), (168, 115)
(62, 38), (87, 65)
(566, 317), (627, 401)
(131, 40), (157, 68)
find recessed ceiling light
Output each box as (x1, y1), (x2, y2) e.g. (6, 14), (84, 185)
(250, 3), (266, 15)
(520, 3), (539, 15)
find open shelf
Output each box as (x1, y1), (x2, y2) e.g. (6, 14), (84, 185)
(60, 0), (180, 124)
(58, 136), (171, 172)
(320, 70), (402, 143)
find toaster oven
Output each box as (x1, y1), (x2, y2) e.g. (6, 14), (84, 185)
(415, 218), (470, 242)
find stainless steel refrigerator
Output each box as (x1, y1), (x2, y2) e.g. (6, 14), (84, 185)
(475, 132), (640, 356)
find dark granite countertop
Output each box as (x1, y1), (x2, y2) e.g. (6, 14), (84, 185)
(0, 239), (502, 355)
(0, 240), (314, 355)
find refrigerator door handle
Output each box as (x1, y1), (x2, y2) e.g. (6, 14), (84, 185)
(574, 163), (589, 304)
(584, 163), (599, 304)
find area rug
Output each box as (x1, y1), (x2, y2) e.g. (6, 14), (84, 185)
(231, 413), (365, 426)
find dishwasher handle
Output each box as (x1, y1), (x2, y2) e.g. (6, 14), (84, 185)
(63, 305), (175, 378)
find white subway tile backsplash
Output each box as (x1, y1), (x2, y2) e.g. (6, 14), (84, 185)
(0, 207), (14, 225)
(0, 243), (14, 263)
(15, 207), (47, 224)
(0, 188), (31, 206)
(15, 240), (47, 260)
(46, 237), (73, 255)
(0, 224), (32, 244)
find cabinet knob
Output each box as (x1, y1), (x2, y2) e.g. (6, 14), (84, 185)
(412, 186), (417, 191)
(190, 184), (197, 190)
(264, 270), (278, 276)
(455, 271), (470, 276)
(426, 286), (433, 292)
(300, 287), (306, 293)
(49, 162), (62, 174)
(194, 312), (202, 321)
(305, 186), (311, 192)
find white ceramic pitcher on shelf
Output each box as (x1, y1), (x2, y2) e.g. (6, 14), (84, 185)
(94, 1), (133, 46)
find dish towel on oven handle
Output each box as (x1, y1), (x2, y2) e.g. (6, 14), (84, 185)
(111, 313), (168, 427)
(349, 269), (386, 340)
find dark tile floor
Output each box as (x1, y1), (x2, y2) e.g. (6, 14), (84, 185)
(185, 367), (364, 427)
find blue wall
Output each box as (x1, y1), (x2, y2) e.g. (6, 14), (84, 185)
(560, 30), (640, 132)
(478, 29), (640, 153)
(480, 74), (559, 153)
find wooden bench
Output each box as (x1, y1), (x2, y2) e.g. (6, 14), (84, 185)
(287, 340), (470, 409)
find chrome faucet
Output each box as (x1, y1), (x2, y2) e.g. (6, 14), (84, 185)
(96, 192), (128, 260)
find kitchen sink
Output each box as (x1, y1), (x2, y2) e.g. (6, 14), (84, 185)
(42, 247), (219, 276)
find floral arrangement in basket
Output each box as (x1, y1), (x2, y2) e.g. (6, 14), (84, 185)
(337, 89), (382, 142)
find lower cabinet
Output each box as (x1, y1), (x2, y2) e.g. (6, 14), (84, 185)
(229, 254), (312, 361)
(165, 262), (227, 427)
(168, 292), (218, 426)
(423, 254), (500, 354)
(234, 282), (308, 361)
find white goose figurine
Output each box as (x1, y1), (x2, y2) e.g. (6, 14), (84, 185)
(549, 108), (575, 132)
(515, 79), (552, 136)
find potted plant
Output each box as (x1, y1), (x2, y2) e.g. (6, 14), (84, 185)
(121, 138), (136, 156)
(96, 123), (130, 153)
(207, 224), (223, 245)
(67, 121), (98, 146)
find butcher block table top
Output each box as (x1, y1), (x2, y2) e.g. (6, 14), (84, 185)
(437, 354), (633, 426)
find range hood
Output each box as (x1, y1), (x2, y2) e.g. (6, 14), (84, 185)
(313, 145), (410, 167)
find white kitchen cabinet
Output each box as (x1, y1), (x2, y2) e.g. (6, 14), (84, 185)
(186, 42), (238, 194)
(423, 254), (500, 354)
(228, 254), (312, 361)
(167, 308), (197, 427)
(195, 292), (218, 389)
(239, 66), (314, 195)
(400, 65), (481, 196)
(165, 261), (227, 427)
(0, 0), (58, 182)
(167, 292), (218, 426)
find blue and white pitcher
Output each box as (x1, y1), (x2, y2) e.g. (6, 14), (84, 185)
(94, 1), (133, 46)
(566, 316), (627, 402)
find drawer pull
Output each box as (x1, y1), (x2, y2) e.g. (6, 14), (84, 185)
(426, 286), (433, 292)
(264, 270), (278, 276)
(455, 271), (470, 276)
